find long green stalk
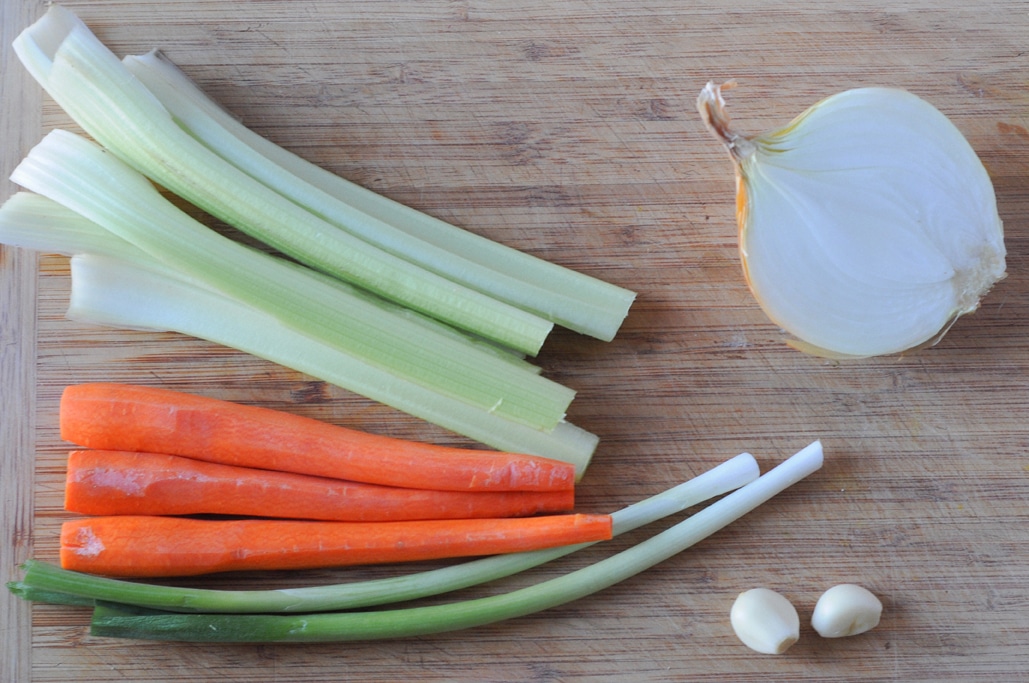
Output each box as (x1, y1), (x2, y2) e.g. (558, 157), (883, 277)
(8, 452), (760, 613)
(0, 192), (146, 262)
(0, 191), (539, 375)
(13, 5), (556, 355)
(122, 50), (636, 341)
(11, 129), (573, 432)
(87, 442), (822, 641)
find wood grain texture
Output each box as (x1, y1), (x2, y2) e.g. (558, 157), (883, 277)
(3, 0), (1029, 680)
(1, 1), (45, 682)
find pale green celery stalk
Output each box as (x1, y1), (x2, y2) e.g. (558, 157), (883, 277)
(0, 192), (143, 261)
(66, 252), (595, 469)
(122, 50), (636, 342)
(8, 453), (760, 614)
(11, 129), (573, 431)
(0, 194), (581, 461)
(88, 442), (823, 641)
(13, 5), (553, 355)
(0, 192), (538, 374)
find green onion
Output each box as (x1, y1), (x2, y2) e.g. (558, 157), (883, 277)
(13, 5), (564, 355)
(7, 452), (760, 613)
(86, 442), (822, 642)
(5, 585), (96, 608)
(11, 129), (574, 432)
(122, 49), (636, 342)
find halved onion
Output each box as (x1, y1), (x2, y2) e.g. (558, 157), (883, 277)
(698, 81), (1006, 358)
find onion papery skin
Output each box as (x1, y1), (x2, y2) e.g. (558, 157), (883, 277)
(699, 83), (1006, 359)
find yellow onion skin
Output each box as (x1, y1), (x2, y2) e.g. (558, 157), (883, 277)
(699, 82), (1006, 359)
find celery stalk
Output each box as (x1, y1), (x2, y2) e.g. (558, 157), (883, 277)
(86, 443), (823, 641)
(8, 452), (761, 614)
(0, 192), (592, 463)
(0, 191), (594, 459)
(11, 129), (573, 431)
(13, 5), (556, 355)
(65, 253), (597, 467)
(0, 192), (540, 375)
(0, 192), (144, 262)
(122, 50), (636, 341)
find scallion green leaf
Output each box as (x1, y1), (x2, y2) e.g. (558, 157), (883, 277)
(86, 443), (822, 642)
(8, 451), (760, 614)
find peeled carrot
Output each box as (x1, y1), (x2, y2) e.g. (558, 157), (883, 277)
(64, 449), (574, 521)
(59, 383), (575, 492)
(59, 514), (613, 577)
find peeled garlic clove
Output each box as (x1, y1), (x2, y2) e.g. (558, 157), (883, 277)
(811, 584), (883, 638)
(730, 587), (800, 654)
(698, 81), (1006, 359)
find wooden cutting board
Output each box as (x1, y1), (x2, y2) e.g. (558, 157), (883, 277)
(3, 1), (1028, 680)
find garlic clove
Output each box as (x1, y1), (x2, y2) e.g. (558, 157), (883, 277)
(730, 587), (800, 654)
(698, 82), (1006, 359)
(811, 584), (883, 638)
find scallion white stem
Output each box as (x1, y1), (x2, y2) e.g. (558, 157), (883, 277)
(87, 442), (822, 641)
(9, 452), (761, 614)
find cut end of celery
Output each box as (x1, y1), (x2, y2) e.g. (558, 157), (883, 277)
(12, 5), (77, 83)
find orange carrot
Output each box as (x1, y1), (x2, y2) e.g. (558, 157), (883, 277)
(64, 449), (574, 521)
(59, 383), (575, 492)
(59, 514), (613, 577)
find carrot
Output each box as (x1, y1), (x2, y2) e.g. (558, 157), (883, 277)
(64, 449), (574, 521)
(59, 383), (576, 492)
(59, 514), (613, 577)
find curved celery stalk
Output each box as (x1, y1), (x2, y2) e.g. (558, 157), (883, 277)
(122, 50), (636, 341)
(0, 192), (145, 262)
(8, 452), (761, 614)
(13, 5), (554, 355)
(11, 129), (573, 431)
(87, 443), (823, 641)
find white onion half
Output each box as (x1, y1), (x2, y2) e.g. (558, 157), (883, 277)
(698, 82), (1006, 358)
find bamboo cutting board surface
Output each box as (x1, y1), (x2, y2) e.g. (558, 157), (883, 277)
(2, 1), (1028, 680)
